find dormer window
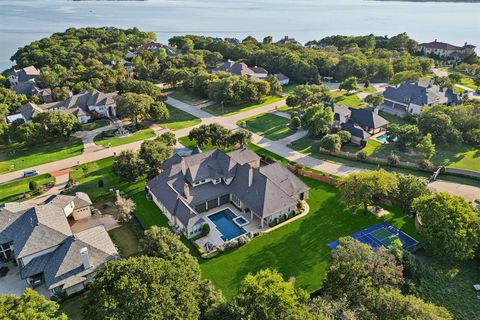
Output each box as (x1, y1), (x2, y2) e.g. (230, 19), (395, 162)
(213, 178), (221, 184)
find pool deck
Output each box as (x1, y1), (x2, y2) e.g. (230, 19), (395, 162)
(195, 204), (267, 249)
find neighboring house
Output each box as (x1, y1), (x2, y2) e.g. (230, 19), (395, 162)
(137, 41), (180, 57)
(326, 104), (389, 144)
(276, 36), (302, 46)
(0, 193), (118, 297)
(417, 40), (476, 60)
(8, 66), (52, 102)
(147, 147), (309, 238)
(382, 81), (460, 115)
(8, 66), (40, 88)
(15, 90), (118, 123)
(104, 60), (135, 78)
(213, 60), (290, 85)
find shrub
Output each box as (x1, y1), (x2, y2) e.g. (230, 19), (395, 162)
(202, 223), (210, 236)
(28, 180), (39, 192)
(296, 200), (303, 210)
(356, 151), (367, 160)
(295, 163), (304, 169)
(387, 153), (400, 166)
(337, 130), (352, 144)
(98, 179), (104, 188)
(290, 116), (301, 129)
(417, 159), (434, 171)
(320, 134), (342, 152)
(360, 139), (368, 147)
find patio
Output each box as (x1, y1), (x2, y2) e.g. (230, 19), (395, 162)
(0, 261), (51, 298)
(195, 203), (268, 250)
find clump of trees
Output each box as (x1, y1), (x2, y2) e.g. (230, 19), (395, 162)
(117, 92), (169, 128)
(286, 84), (331, 109)
(188, 124), (252, 149)
(300, 104), (333, 137)
(0, 288), (67, 319)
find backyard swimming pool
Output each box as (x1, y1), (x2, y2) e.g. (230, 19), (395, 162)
(376, 134), (389, 143)
(208, 209), (248, 241)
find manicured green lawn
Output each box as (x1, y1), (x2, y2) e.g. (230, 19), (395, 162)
(203, 95), (285, 116)
(0, 174), (55, 204)
(458, 77), (477, 90)
(331, 91), (367, 109)
(378, 111), (413, 126)
(169, 89), (210, 106)
(238, 113), (293, 141)
(80, 119), (110, 131)
(200, 177), (418, 299)
(282, 83), (300, 94)
(93, 128), (155, 147)
(108, 222), (142, 258)
(158, 104), (201, 131)
(0, 138), (84, 174)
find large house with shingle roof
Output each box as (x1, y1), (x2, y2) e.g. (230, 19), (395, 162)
(212, 60), (290, 85)
(0, 193), (118, 297)
(147, 147), (309, 238)
(325, 104), (389, 144)
(417, 40), (475, 60)
(8, 66), (53, 102)
(15, 90), (118, 123)
(382, 81), (460, 115)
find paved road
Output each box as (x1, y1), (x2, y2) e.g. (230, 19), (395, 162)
(1, 94), (478, 202)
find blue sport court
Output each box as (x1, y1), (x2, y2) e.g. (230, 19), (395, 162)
(328, 222), (418, 250)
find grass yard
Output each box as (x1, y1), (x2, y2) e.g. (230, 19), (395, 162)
(200, 177), (418, 299)
(458, 77), (478, 90)
(282, 83), (300, 94)
(0, 138), (84, 174)
(80, 119), (110, 131)
(60, 292), (89, 320)
(169, 89), (210, 106)
(238, 113), (293, 141)
(415, 252), (480, 320)
(331, 91), (367, 109)
(378, 111), (413, 126)
(158, 104), (201, 131)
(0, 174), (55, 204)
(203, 95), (285, 116)
(93, 128), (155, 147)
(108, 222), (142, 258)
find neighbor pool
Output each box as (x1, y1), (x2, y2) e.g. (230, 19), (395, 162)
(208, 209), (247, 241)
(376, 134), (389, 142)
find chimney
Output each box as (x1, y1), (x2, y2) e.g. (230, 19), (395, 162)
(464, 42), (468, 47)
(80, 247), (92, 269)
(184, 182), (190, 198)
(248, 167), (253, 187)
(434, 39), (437, 43)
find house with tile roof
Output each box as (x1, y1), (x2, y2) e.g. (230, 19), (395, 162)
(382, 81), (460, 115)
(16, 90), (118, 123)
(0, 193), (118, 297)
(147, 147), (309, 239)
(417, 40), (476, 60)
(212, 60), (290, 85)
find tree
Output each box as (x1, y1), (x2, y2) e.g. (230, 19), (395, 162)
(338, 170), (399, 214)
(394, 174), (430, 215)
(364, 94), (384, 107)
(301, 104), (333, 137)
(112, 150), (145, 182)
(84, 256), (203, 320)
(118, 78), (163, 99)
(140, 226), (190, 261)
(416, 133), (435, 159)
(320, 134), (342, 152)
(114, 194), (136, 224)
(389, 71), (421, 86)
(33, 111), (78, 139)
(290, 116), (301, 129)
(386, 123), (420, 151)
(149, 101), (170, 122)
(229, 130), (252, 147)
(117, 92), (154, 128)
(229, 269), (310, 320)
(156, 131), (176, 146)
(337, 130), (351, 144)
(265, 75), (282, 95)
(15, 122), (43, 145)
(322, 237), (403, 306)
(418, 105), (461, 145)
(139, 138), (173, 177)
(286, 84), (331, 109)
(474, 72), (480, 89)
(413, 193), (480, 261)
(28, 180), (39, 192)
(0, 288), (67, 320)
(339, 76), (358, 93)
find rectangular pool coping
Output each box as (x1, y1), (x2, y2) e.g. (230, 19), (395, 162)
(206, 208), (249, 242)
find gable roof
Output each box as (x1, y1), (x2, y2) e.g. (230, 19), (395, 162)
(383, 81), (460, 106)
(350, 109), (389, 129)
(419, 41), (474, 51)
(10, 66), (40, 82)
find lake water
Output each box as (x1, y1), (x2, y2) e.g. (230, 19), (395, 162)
(0, 0), (479, 70)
